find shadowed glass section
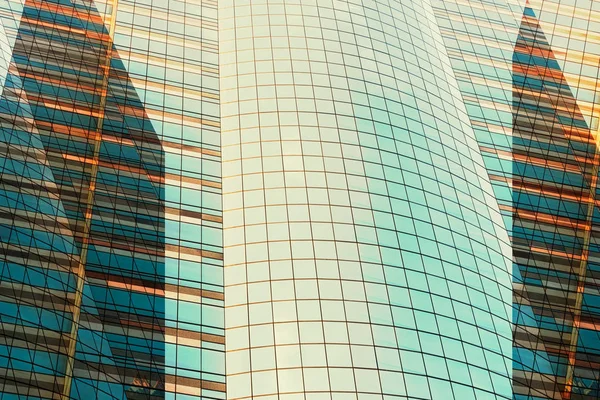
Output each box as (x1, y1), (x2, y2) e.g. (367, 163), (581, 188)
(0, 0), (225, 398)
(0, 56), (77, 399)
(512, 5), (600, 399)
(1, 0), (166, 397)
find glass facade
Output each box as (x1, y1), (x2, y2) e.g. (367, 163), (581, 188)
(433, 0), (600, 399)
(0, 0), (223, 398)
(0, 0), (598, 399)
(219, 0), (512, 398)
(511, 3), (600, 399)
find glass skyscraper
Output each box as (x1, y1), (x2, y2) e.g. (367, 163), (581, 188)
(0, 0), (223, 398)
(0, 0), (598, 399)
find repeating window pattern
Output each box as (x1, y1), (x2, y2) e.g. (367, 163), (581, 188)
(219, 0), (513, 399)
(528, 0), (600, 133)
(0, 0), (223, 399)
(98, 0), (225, 397)
(511, 5), (600, 399)
(430, 0), (522, 230)
(0, 14), (79, 397)
(427, 1), (558, 398)
(433, 1), (600, 399)
(0, 0), (598, 400)
(521, 4), (600, 398)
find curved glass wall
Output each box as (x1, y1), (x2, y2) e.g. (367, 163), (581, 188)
(219, 0), (513, 398)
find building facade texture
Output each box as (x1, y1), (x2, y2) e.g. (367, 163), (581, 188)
(0, 0), (598, 400)
(511, 3), (600, 399)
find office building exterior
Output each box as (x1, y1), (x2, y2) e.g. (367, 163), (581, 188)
(433, 0), (600, 398)
(0, 1), (597, 400)
(220, 0), (514, 398)
(510, 2), (600, 398)
(0, 0), (223, 398)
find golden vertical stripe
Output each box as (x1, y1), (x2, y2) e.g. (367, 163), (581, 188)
(61, 1), (119, 398)
(562, 94), (600, 399)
